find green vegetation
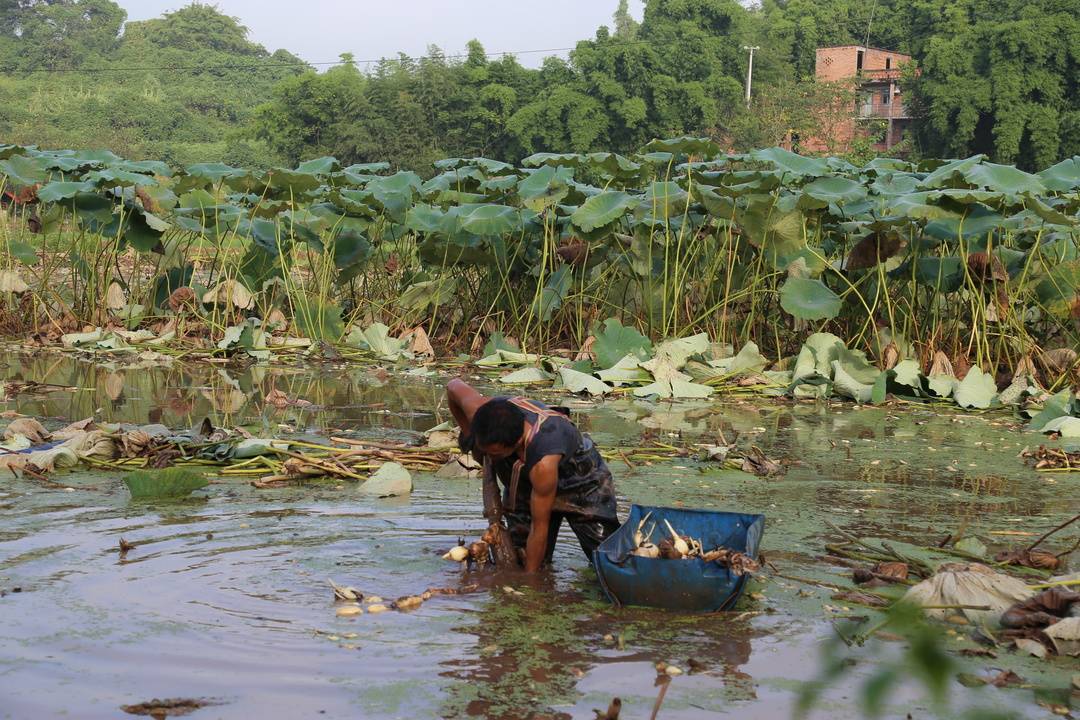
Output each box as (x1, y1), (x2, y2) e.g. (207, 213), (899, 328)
(2, 1), (1078, 171)
(1, 141), (1077, 408)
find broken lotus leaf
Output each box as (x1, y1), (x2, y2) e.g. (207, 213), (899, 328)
(201, 279), (255, 310)
(499, 367), (552, 385)
(902, 563), (1032, 625)
(649, 333), (710, 369)
(953, 366), (997, 409)
(1044, 618), (1080, 656)
(596, 354), (652, 385)
(558, 367), (612, 396)
(954, 536), (987, 558)
(475, 349), (540, 367)
(727, 341), (769, 375)
(346, 323), (412, 361)
(0, 270), (30, 294)
(1039, 416), (1080, 438)
(360, 462), (412, 497)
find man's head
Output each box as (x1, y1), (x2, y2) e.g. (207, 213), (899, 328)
(472, 398), (526, 460)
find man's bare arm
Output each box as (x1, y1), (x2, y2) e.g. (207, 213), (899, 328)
(524, 455), (559, 573)
(446, 379), (486, 438)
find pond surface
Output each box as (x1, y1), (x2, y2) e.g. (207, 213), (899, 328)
(0, 352), (1077, 719)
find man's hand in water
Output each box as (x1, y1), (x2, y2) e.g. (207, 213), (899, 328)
(523, 456), (558, 573)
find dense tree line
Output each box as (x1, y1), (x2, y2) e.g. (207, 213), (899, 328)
(0, 0), (1077, 170)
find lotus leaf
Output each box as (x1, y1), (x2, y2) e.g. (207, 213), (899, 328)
(570, 192), (638, 233)
(780, 277), (841, 320)
(559, 367), (612, 396)
(953, 367), (997, 409)
(592, 318), (652, 370)
(499, 367), (552, 385)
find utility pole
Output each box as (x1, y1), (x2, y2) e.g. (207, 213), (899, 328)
(742, 45), (760, 107)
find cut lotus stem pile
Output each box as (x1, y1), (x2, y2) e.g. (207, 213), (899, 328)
(630, 515), (759, 576)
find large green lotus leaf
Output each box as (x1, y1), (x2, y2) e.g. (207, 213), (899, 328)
(750, 147), (829, 177)
(72, 192), (115, 226)
(559, 367), (612, 396)
(1040, 416), (1080, 438)
(368, 172), (421, 222)
(499, 367), (553, 385)
(918, 155), (986, 189)
(296, 156), (341, 175)
(117, 209), (168, 253)
(1024, 196), (1078, 226)
(642, 181), (690, 218)
(398, 278), (457, 312)
(186, 162), (244, 184)
(522, 152), (583, 169)
(343, 162), (391, 175)
(799, 177), (867, 208)
(831, 360), (878, 403)
(694, 185), (735, 219)
(406, 204), (447, 234)
(422, 168), (485, 195)
(571, 192), (639, 233)
(295, 300), (346, 342)
(531, 265), (573, 322)
(914, 257), (963, 293)
(1034, 261), (1080, 316)
(962, 162), (1046, 195)
(0, 154), (48, 186)
(114, 160), (172, 177)
(888, 191), (962, 220)
(636, 151), (675, 166)
(870, 173), (920, 196)
(597, 354), (652, 384)
(923, 205), (1004, 241)
(780, 277), (841, 320)
(332, 189), (377, 217)
(266, 168), (321, 195)
(517, 165), (572, 211)
(85, 168), (158, 188)
(953, 367), (997, 409)
(1028, 390), (1077, 432)
(237, 244), (282, 286)
(642, 137), (720, 158)
(6, 240), (37, 266)
(592, 318), (652, 369)
(1039, 158), (1080, 193)
(237, 217), (285, 256)
(737, 201), (805, 264)
(480, 175), (520, 193)
(460, 204), (527, 236)
(582, 152), (641, 177)
(37, 181), (96, 202)
(332, 230), (372, 276)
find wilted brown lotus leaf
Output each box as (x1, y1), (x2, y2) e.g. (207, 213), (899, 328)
(993, 548), (1061, 571)
(928, 350), (954, 377)
(167, 287), (196, 312)
(845, 232), (904, 271)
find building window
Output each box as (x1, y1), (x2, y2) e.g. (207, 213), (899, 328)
(857, 50), (864, 71)
(882, 89), (891, 105)
(885, 57), (892, 70)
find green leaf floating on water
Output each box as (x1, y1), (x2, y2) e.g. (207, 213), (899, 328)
(559, 367), (612, 396)
(953, 367), (997, 409)
(123, 469), (208, 500)
(780, 278), (841, 320)
(1040, 416), (1080, 438)
(597, 354), (652, 385)
(499, 367), (552, 385)
(592, 318), (652, 370)
(1029, 389), (1078, 432)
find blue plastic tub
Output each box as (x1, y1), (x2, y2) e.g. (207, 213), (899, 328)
(592, 504), (765, 612)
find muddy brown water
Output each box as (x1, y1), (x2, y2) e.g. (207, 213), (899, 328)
(0, 353), (1077, 719)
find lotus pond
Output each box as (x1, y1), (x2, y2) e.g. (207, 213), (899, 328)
(0, 352), (1078, 719)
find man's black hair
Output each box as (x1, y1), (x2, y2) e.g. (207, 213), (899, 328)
(472, 398), (526, 448)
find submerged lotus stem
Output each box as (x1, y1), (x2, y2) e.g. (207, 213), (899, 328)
(634, 511), (654, 547)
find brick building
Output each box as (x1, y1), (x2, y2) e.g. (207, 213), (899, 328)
(811, 45), (913, 153)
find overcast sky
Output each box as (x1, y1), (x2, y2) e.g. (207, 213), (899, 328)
(115, 1), (643, 69)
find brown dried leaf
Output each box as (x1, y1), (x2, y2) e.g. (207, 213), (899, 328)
(831, 590), (890, 608)
(875, 561), (910, 580)
(928, 350), (953, 378)
(408, 326), (435, 358)
(264, 389), (290, 409)
(994, 549), (1061, 571)
(167, 286), (196, 313)
(2, 417), (51, 443)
